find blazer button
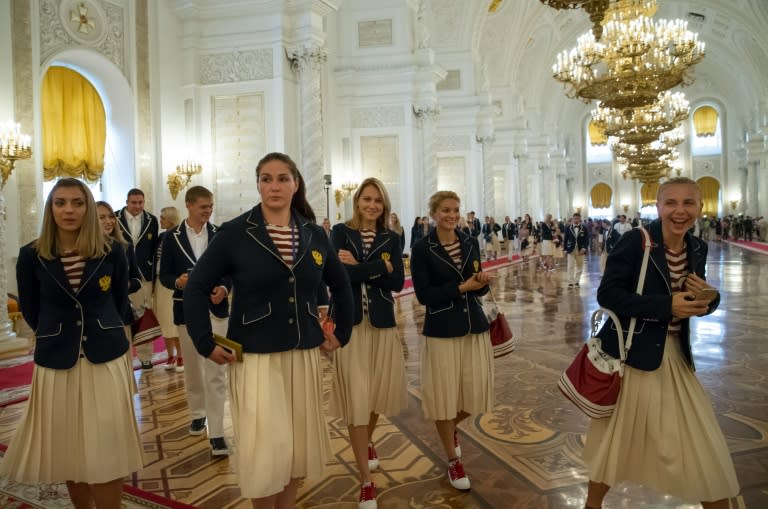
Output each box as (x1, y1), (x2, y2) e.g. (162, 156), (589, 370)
(82, 336), (88, 341)
(75, 304), (80, 309)
(76, 320), (82, 326)
(288, 276), (295, 283)
(288, 297), (295, 303)
(463, 308), (468, 312)
(288, 318), (294, 324)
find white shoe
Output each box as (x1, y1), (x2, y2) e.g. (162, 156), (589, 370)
(447, 459), (471, 491)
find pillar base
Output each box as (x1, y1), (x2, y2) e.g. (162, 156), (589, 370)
(0, 320), (29, 360)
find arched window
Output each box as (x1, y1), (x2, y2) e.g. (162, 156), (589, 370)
(691, 105), (722, 156)
(585, 117), (611, 163)
(589, 183), (613, 217)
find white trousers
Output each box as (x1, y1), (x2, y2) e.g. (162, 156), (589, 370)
(567, 251), (585, 285)
(178, 318), (229, 438)
(129, 279), (155, 362)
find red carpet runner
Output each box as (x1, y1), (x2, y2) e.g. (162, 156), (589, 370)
(726, 239), (768, 254)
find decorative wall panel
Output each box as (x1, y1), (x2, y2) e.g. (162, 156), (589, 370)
(352, 106), (404, 128)
(361, 135), (400, 214)
(437, 156), (466, 194)
(211, 94), (266, 222)
(200, 49), (274, 84)
(358, 19), (393, 47)
(435, 134), (470, 151)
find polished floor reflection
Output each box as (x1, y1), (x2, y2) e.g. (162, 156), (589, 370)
(0, 242), (765, 508)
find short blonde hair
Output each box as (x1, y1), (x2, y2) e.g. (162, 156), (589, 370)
(160, 206), (181, 227)
(35, 178), (110, 260)
(428, 190), (461, 215)
(347, 178), (392, 231)
(657, 176), (702, 205)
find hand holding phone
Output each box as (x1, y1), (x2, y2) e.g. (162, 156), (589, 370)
(694, 287), (718, 303)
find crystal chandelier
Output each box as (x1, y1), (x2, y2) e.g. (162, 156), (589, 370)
(552, 0), (705, 108)
(539, 0), (611, 40)
(622, 160), (674, 182)
(591, 91), (690, 145)
(613, 140), (678, 166)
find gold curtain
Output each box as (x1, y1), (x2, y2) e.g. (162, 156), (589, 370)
(693, 105), (718, 138)
(697, 177), (720, 217)
(588, 120), (607, 146)
(590, 183), (612, 208)
(640, 182), (659, 206)
(41, 66), (106, 182)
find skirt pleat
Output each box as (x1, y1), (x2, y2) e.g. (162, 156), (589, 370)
(230, 348), (331, 499)
(0, 356), (143, 484)
(583, 334), (740, 502)
(421, 332), (495, 421)
(331, 319), (408, 425)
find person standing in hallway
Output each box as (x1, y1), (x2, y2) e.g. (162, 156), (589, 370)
(155, 206), (183, 372)
(1, 178), (142, 509)
(582, 177), (739, 509)
(159, 186), (231, 456)
(183, 152), (354, 509)
(410, 190), (495, 493)
(564, 212), (588, 287)
(330, 177), (408, 509)
(117, 188), (159, 370)
(388, 211), (406, 254)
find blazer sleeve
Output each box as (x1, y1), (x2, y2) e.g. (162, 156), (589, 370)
(109, 243), (131, 325)
(410, 241), (461, 306)
(16, 245), (40, 332)
(126, 243), (142, 294)
(321, 240), (354, 346)
(159, 232), (180, 290)
(597, 229), (672, 322)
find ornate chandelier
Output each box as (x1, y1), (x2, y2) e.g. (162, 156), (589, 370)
(622, 160), (675, 182)
(552, 0), (705, 108)
(613, 140), (678, 166)
(539, 0), (611, 40)
(591, 91), (690, 145)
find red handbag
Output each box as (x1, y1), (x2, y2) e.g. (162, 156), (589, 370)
(557, 227), (651, 419)
(131, 308), (163, 346)
(487, 288), (515, 358)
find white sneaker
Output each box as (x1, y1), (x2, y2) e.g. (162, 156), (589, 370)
(447, 459), (471, 491)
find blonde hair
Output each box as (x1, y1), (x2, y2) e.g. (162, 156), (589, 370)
(160, 206), (181, 227)
(347, 177), (392, 231)
(428, 190), (461, 215)
(657, 176), (701, 202)
(389, 212), (404, 234)
(96, 201), (127, 246)
(35, 178), (110, 260)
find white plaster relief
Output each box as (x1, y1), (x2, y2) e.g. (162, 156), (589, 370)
(432, 0), (461, 47)
(435, 134), (470, 151)
(200, 49), (274, 84)
(352, 106), (404, 128)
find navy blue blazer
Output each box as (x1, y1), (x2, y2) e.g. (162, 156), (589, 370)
(330, 223), (404, 328)
(16, 241), (130, 369)
(158, 221), (230, 325)
(596, 220), (719, 371)
(183, 205), (354, 357)
(117, 208), (159, 281)
(564, 223), (589, 253)
(410, 228), (490, 338)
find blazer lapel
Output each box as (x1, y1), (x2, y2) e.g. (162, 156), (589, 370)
(648, 223), (672, 294)
(366, 231), (391, 261)
(39, 255), (73, 296)
(427, 230), (464, 279)
(76, 257), (106, 296)
(138, 212), (153, 240)
(344, 228), (363, 260)
(245, 206), (290, 267)
(294, 215), (313, 268)
(173, 224), (197, 267)
(459, 232), (477, 277)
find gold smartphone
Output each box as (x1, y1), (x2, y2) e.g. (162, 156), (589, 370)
(695, 288), (718, 302)
(213, 333), (243, 361)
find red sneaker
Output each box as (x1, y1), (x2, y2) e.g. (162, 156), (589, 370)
(367, 442), (380, 471)
(164, 356), (176, 370)
(358, 481), (377, 509)
(175, 357), (185, 373)
(447, 458), (470, 490)
(453, 430), (462, 457)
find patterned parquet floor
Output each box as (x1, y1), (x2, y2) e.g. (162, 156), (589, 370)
(1, 242), (766, 508)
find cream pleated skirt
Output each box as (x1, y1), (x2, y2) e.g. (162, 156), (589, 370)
(229, 348), (331, 499)
(421, 332), (495, 421)
(0, 355), (143, 484)
(583, 333), (740, 502)
(540, 239), (554, 256)
(153, 283), (178, 339)
(330, 319), (408, 425)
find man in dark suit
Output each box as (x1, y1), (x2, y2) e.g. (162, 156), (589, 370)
(159, 186), (231, 456)
(564, 212), (589, 288)
(117, 188), (159, 370)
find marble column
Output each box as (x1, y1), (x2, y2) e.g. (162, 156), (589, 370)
(289, 46), (327, 220)
(0, 190), (26, 355)
(477, 135), (495, 218)
(414, 106), (439, 207)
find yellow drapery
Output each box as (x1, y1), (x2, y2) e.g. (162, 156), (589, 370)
(41, 66), (106, 182)
(693, 106), (718, 138)
(590, 183), (612, 208)
(588, 120), (608, 146)
(697, 177), (720, 217)
(640, 182), (659, 206)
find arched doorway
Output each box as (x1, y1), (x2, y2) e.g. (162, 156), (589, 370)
(696, 176), (720, 217)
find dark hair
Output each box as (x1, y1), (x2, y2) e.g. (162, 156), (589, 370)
(255, 152), (316, 223)
(572, 212), (582, 218)
(126, 188), (145, 198)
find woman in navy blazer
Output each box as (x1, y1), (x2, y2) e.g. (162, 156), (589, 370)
(184, 153), (353, 508)
(410, 190), (495, 492)
(1, 179), (142, 509)
(583, 178), (739, 509)
(329, 177), (407, 507)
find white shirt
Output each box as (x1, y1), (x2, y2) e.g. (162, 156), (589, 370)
(126, 211), (142, 242)
(185, 220), (209, 260)
(614, 222), (632, 236)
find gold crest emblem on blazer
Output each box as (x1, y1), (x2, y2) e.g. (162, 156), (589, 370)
(473, 260), (479, 272)
(312, 250), (323, 265)
(381, 252), (391, 261)
(99, 275), (111, 291)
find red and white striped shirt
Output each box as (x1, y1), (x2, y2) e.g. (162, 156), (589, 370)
(61, 250), (86, 293)
(267, 224), (298, 266)
(442, 239), (462, 269)
(665, 244), (688, 333)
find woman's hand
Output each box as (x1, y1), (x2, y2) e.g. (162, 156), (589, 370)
(208, 345), (236, 365)
(671, 292), (710, 319)
(338, 249), (358, 265)
(460, 272), (494, 292)
(320, 330), (341, 355)
(682, 274), (716, 302)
